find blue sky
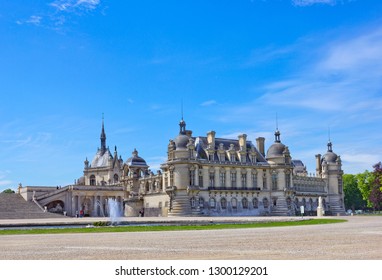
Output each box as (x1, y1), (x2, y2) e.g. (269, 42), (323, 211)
(1, 0), (382, 191)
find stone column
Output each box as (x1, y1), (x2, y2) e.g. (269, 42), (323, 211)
(195, 165), (199, 186)
(77, 195), (82, 213)
(71, 195), (76, 217)
(226, 168), (231, 188)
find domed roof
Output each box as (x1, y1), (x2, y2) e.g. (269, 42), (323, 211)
(266, 142), (286, 158)
(174, 134), (190, 150)
(266, 129), (286, 158)
(173, 117), (191, 150)
(322, 141), (338, 163)
(126, 149), (148, 167)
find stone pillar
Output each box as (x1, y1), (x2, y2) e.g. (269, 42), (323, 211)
(77, 195), (82, 213)
(195, 165), (199, 186)
(226, 168), (231, 188)
(71, 195), (76, 217)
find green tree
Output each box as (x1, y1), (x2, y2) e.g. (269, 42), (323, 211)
(343, 174), (366, 211)
(356, 170), (374, 208)
(369, 162), (382, 211)
(1, 188), (15, 194)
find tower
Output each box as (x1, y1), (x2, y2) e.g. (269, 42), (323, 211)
(321, 140), (345, 215)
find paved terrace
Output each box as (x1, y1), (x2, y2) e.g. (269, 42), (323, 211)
(0, 216), (381, 260)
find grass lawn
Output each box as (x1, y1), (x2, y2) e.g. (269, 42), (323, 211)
(0, 218), (346, 235)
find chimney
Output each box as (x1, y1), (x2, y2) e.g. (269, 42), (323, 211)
(207, 131), (216, 148)
(256, 137), (265, 156)
(238, 134), (247, 151)
(315, 154), (322, 175)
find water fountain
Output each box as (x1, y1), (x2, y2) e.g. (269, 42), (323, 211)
(107, 198), (122, 224)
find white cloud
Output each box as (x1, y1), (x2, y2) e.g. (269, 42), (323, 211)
(292, 0), (338, 6)
(200, 100), (217, 107)
(258, 25), (382, 116)
(50, 0), (100, 12)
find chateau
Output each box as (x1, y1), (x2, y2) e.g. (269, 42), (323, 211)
(19, 117), (345, 217)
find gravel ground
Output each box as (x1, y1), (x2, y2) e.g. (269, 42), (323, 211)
(0, 216), (381, 260)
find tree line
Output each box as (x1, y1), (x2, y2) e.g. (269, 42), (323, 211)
(344, 162), (382, 212)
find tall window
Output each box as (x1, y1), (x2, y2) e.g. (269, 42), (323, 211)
(263, 198), (269, 208)
(189, 169), (195, 186)
(285, 173), (291, 189)
(209, 172), (215, 187)
(231, 172), (237, 188)
(90, 175), (96, 186)
(263, 171), (267, 189)
(221, 198), (227, 209)
(199, 171), (203, 187)
(252, 173), (257, 189)
(253, 198), (259, 209)
(242, 197), (248, 209)
(220, 171), (226, 188)
(271, 172), (278, 190)
(199, 197), (205, 209)
(241, 173), (247, 188)
(190, 197), (196, 209)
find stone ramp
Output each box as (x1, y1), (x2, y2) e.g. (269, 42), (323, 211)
(0, 193), (66, 219)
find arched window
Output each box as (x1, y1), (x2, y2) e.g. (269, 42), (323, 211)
(199, 197), (205, 209)
(221, 197), (227, 209)
(302, 198), (306, 208)
(271, 172), (278, 190)
(145, 182), (150, 192)
(209, 198), (216, 208)
(113, 174), (119, 183)
(190, 197), (196, 209)
(90, 175), (96, 186)
(253, 198), (259, 209)
(231, 198), (237, 209)
(263, 197), (269, 209)
(242, 197), (248, 209)
(309, 198), (313, 210)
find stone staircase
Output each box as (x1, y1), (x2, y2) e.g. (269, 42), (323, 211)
(330, 203), (346, 216)
(271, 196), (289, 216)
(168, 190), (192, 217)
(0, 193), (66, 219)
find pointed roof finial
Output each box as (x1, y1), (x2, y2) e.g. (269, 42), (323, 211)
(276, 112), (279, 131)
(179, 98), (186, 134)
(274, 113), (281, 143)
(181, 98), (184, 121)
(327, 126), (333, 152)
(100, 113), (106, 153)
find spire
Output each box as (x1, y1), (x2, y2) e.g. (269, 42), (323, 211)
(327, 140), (333, 152)
(179, 99), (186, 134)
(327, 127), (333, 152)
(274, 113), (281, 143)
(100, 113), (106, 153)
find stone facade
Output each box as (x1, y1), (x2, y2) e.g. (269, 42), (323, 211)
(20, 117), (345, 217)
